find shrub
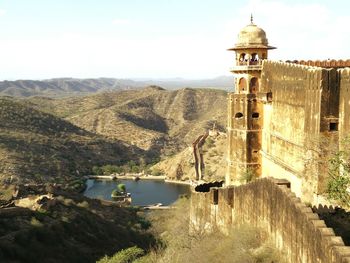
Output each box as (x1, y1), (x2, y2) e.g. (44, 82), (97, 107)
(97, 246), (144, 263)
(151, 168), (163, 177)
(92, 166), (103, 175)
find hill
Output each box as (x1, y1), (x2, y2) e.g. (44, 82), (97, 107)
(0, 184), (155, 262)
(0, 76), (233, 97)
(25, 87), (228, 157)
(0, 98), (142, 189)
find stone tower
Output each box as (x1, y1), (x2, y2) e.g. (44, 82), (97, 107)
(226, 16), (276, 185)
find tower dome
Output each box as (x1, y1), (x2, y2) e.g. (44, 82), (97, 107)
(237, 23), (267, 46)
(228, 16), (276, 50)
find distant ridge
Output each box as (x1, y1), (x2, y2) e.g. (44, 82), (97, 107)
(0, 76), (233, 97)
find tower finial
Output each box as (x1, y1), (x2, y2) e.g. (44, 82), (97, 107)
(250, 13), (254, 24)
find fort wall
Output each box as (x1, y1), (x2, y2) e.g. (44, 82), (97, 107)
(339, 68), (350, 149)
(259, 61), (340, 203)
(190, 178), (350, 263)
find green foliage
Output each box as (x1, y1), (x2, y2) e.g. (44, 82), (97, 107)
(97, 246), (144, 263)
(137, 218), (151, 231)
(92, 166), (103, 175)
(118, 184), (126, 193)
(94, 161), (146, 176)
(327, 150), (350, 207)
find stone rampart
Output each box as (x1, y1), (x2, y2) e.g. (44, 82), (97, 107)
(287, 59), (350, 69)
(190, 178), (350, 262)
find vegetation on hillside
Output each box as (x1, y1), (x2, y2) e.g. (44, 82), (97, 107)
(25, 87), (227, 156)
(0, 98), (142, 190)
(92, 159), (161, 176)
(0, 185), (156, 263)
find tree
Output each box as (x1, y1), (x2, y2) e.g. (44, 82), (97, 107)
(327, 150), (350, 207)
(117, 183), (126, 193)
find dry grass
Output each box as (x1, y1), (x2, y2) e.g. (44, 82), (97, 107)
(140, 197), (285, 263)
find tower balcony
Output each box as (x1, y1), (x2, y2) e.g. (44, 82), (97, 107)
(230, 60), (262, 72)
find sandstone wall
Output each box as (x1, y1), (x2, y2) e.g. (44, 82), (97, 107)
(190, 178), (350, 263)
(339, 68), (350, 149)
(259, 61), (340, 203)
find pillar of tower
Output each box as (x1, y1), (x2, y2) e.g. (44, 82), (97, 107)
(226, 17), (276, 185)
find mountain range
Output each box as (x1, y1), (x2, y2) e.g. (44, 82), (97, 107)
(0, 76), (233, 97)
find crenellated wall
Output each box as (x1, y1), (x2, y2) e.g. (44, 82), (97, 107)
(287, 59), (350, 68)
(190, 178), (350, 263)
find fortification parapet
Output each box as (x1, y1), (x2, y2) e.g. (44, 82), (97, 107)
(190, 178), (350, 262)
(287, 59), (350, 69)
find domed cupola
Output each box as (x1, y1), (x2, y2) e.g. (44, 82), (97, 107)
(228, 15), (276, 51)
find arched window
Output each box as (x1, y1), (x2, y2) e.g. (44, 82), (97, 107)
(238, 77), (247, 92)
(239, 53), (246, 62)
(251, 53), (259, 63)
(235, 112), (244, 119)
(249, 77), (259, 93)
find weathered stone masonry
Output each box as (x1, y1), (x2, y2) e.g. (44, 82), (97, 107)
(190, 178), (350, 263)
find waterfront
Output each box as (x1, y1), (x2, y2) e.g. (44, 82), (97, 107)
(84, 179), (190, 206)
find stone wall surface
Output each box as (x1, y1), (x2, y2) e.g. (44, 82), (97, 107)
(190, 178), (350, 263)
(259, 61), (341, 203)
(339, 68), (350, 149)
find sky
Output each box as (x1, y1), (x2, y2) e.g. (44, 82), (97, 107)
(0, 0), (349, 80)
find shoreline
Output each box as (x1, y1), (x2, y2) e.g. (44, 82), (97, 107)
(87, 174), (166, 181)
(87, 175), (194, 186)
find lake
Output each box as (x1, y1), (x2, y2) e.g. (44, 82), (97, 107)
(83, 179), (191, 206)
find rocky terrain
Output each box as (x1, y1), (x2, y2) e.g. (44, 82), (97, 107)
(153, 129), (227, 182)
(25, 86), (227, 155)
(0, 184), (155, 262)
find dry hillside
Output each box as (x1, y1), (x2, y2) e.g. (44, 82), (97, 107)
(0, 98), (142, 186)
(26, 87), (227, 157)
(0, 87), (228, 188)
(153, 130), (227, 182)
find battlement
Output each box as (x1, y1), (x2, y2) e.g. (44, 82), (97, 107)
(260, 60), (323, 94)
(287, 59), (350, 69)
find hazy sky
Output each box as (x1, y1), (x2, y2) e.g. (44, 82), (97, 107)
(0, 0), (349, 80)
